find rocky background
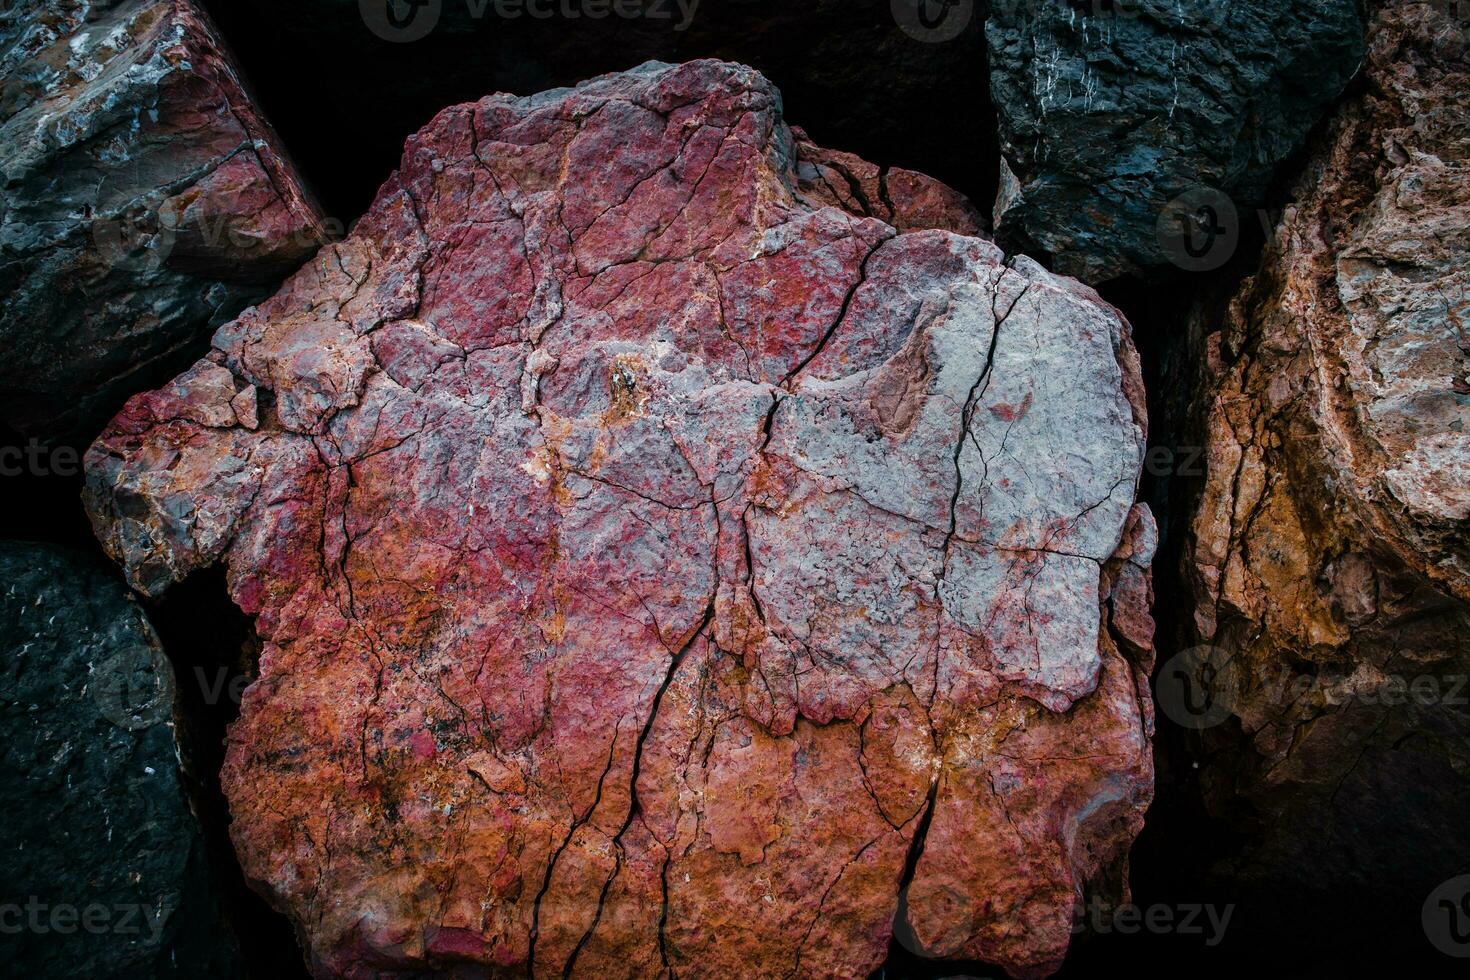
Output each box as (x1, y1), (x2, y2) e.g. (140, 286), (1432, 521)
(1178, 0), (1470, 955)
(1, 0), (1467, 977)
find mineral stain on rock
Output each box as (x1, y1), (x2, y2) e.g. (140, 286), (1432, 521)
(84, 60), (1157, 977)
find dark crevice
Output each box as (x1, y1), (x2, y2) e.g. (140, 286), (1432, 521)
(780, 235), (890, 388)
(0, 422), (94, 551)
(147, 566), (311, 980)
(889, 777), (938, 951)
(873, 779), (1011, 979)
(528, 717), (623, 978)
(0, 420), (307, 978)
(1066, 75), (1367, 972)
(547, 598), (715, 979)
(198, 0), (999, 225)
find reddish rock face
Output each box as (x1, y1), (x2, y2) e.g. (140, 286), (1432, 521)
(86, 61), (1154, 978)
(1182, 2), (1470, 906)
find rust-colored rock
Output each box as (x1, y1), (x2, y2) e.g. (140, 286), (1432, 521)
(790, 126), (986, 239)
(86, 61), (1154, 978)
(1181, 0), (1470, 907)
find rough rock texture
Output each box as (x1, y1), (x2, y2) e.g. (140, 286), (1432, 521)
(791, 126), (987, 240)
(86, 61), (1155, 978)
(986, 0), (1366, 283)
(1184, 0), (1470, 911)
(0, 541), (243, 978)
(0, 0), (329, 440)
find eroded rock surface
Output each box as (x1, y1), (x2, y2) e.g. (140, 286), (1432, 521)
(86, 60), (1154, 978)
(0, 541), (242, 977)
(986, 0), (1366, 282)
(0, 0), (328, 439)
(1183, 0), (1470, 910)
(791, 125), (987, 239)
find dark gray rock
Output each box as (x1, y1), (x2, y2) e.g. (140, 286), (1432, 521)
(986, 0), (1366, 283)
(0, 0), (329, 441)
(0, 541), (242, 978)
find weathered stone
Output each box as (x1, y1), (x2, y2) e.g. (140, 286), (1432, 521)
(1180, 0), (1470, 914)
(791, 126), (987, 239)
(986, 0), (1366, 282)
(0, 541), (243, 977)
(86, 60), (1154, 978)
(0, 0), (329, 440)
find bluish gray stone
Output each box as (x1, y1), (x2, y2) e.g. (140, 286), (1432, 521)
(986, 0), (1366, 282)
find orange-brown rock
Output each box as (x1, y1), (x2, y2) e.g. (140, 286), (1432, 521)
(1181, 0), (1470, 907)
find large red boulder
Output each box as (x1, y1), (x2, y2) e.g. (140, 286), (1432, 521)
(85, 60), (1155, 978)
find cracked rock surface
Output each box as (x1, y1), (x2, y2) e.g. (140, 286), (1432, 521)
(0, 0), (328, 439)
(85, 60), (1155, 978)
(1184, 0), (1470, 908)
(986, 0), (1365, 282)
(0, 541), (242, 977)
